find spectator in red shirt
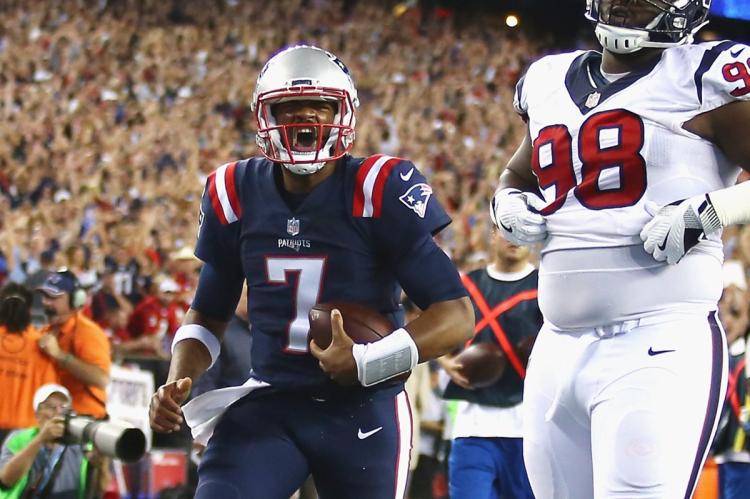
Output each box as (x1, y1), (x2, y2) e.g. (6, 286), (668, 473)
(117, 276), (180, 358)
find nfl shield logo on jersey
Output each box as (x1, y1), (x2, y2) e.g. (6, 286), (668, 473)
(399, 183), (433, 218)
(585, 92), (600, 109)
(287, 217), (300, 236)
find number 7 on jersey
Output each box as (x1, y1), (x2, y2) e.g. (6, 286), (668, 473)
(266, 257), (327, 353)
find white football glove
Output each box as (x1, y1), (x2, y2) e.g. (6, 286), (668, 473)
(640, 195), (722, 265)
(490, 188), (548, 246)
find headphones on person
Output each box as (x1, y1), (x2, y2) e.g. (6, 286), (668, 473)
(56, 269), (87, 310)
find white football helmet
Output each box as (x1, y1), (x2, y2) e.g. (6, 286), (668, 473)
(252, 45), (359, 175)
(585, 0), (711, 54)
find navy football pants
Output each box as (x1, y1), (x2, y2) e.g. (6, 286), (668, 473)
(449, 437), (534, 499)
(195, 387), (412, 499)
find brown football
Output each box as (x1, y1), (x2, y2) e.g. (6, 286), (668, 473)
(308, 302), (395, 349)
(308, 302), (410, 384)
(456, 342), (507, 388)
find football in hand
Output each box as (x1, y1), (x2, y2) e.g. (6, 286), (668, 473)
(455, 342), (507, 388)
(308, 302), (411, 384)
(308, 302), (395, 349)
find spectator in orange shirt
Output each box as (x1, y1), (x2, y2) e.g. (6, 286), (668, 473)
(0, 283), (59, 443)
(36, 271), (111, 419)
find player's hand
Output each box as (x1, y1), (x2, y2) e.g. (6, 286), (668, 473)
(309, 309), (358, 386)
(490, 188), (548, 246)
(38, 416), (66, 443)
(437, 355), (474, 390)
(149, 377), (191, 433)
(640, 195), (722, 265)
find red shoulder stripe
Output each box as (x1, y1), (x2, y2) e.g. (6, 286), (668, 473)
(207, 161), (241, 225)
(207, 171), (228, 225)
(352, 154), (402, 218)
(371, 157), (401, 218)
(353, 154), (385, 217)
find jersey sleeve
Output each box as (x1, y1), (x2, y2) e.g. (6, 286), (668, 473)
(194, 161), (244, 276)
(356, 156), (451, 259)
(393, 234), (467, 310)
(695, 41), (750, 113)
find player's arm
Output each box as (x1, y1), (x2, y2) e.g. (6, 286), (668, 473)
(150, 261), (243, 433)
(642, 102), (750, 264)
(490, 126), (548, 245)
(489, 67), (548, 245)
(150, 163), (246, 432)
(497, 129), (537, 192)
(642, 48), (750, 264)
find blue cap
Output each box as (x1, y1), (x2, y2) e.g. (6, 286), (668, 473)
(37, 271), (77, 297)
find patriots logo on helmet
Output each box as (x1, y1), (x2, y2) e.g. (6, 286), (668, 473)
(399, 183), (432, 218)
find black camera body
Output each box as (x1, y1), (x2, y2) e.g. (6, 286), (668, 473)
(63, 412), (146, 462)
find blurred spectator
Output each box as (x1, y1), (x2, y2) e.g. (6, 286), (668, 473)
(0, 283), (59, 443)
(36, 271), (111, 419)
(712, 260), (750, 499)
(89, 267), (133, 329)
(64, 244), (98, 290)
(22, 250), (57, 326)
(116, 275), (180, 358)
(0, 384), (105, 499)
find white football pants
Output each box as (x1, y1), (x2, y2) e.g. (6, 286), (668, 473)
(523, 309), (727, 499)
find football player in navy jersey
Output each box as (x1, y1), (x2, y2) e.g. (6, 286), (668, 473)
(491, 0), (750, 497)
(149, 45), (473, 499)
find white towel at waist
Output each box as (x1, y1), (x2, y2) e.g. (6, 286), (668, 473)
(182, 377), (271, 445)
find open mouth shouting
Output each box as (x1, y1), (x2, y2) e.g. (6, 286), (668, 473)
(289, 125), (321, 152)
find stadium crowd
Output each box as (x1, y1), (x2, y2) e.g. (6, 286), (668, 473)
(0, 0), (748, 498)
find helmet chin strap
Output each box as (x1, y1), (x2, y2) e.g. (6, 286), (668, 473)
(282, 161), (326, 175)
(595, 12), (675, 54)
(595, 24), (649, 53)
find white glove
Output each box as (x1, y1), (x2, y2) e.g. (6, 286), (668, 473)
(490, 188), (548, 246)
(640, 195), (722, 265)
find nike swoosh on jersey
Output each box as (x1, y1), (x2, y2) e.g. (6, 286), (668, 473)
(648, 347), (676, 356)
(399, 168), (415, 182)
(730, 48), (744, 58)
(499, 220), (513, 232)
(357, 426), (384, 440)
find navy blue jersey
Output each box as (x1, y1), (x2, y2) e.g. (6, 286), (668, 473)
(444, 267), (542, 407)
(194, 154), (465, 390)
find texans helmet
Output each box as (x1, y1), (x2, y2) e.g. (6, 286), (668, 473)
(585, 0), (711, 54)
(252, 45), (359, 175)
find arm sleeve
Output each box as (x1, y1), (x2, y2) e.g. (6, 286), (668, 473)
(191, 261), (244, 322)
(391, 235), (467, 311)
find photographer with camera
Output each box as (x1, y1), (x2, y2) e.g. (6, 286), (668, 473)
(0, 384), (104, 499)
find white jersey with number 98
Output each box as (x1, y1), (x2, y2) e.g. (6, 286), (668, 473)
(515, 41), (750, 329)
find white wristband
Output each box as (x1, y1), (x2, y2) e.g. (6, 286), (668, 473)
(351, 328), (418, 387)
(708, 181), (750, 227)
(171, 324), (221, 369)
